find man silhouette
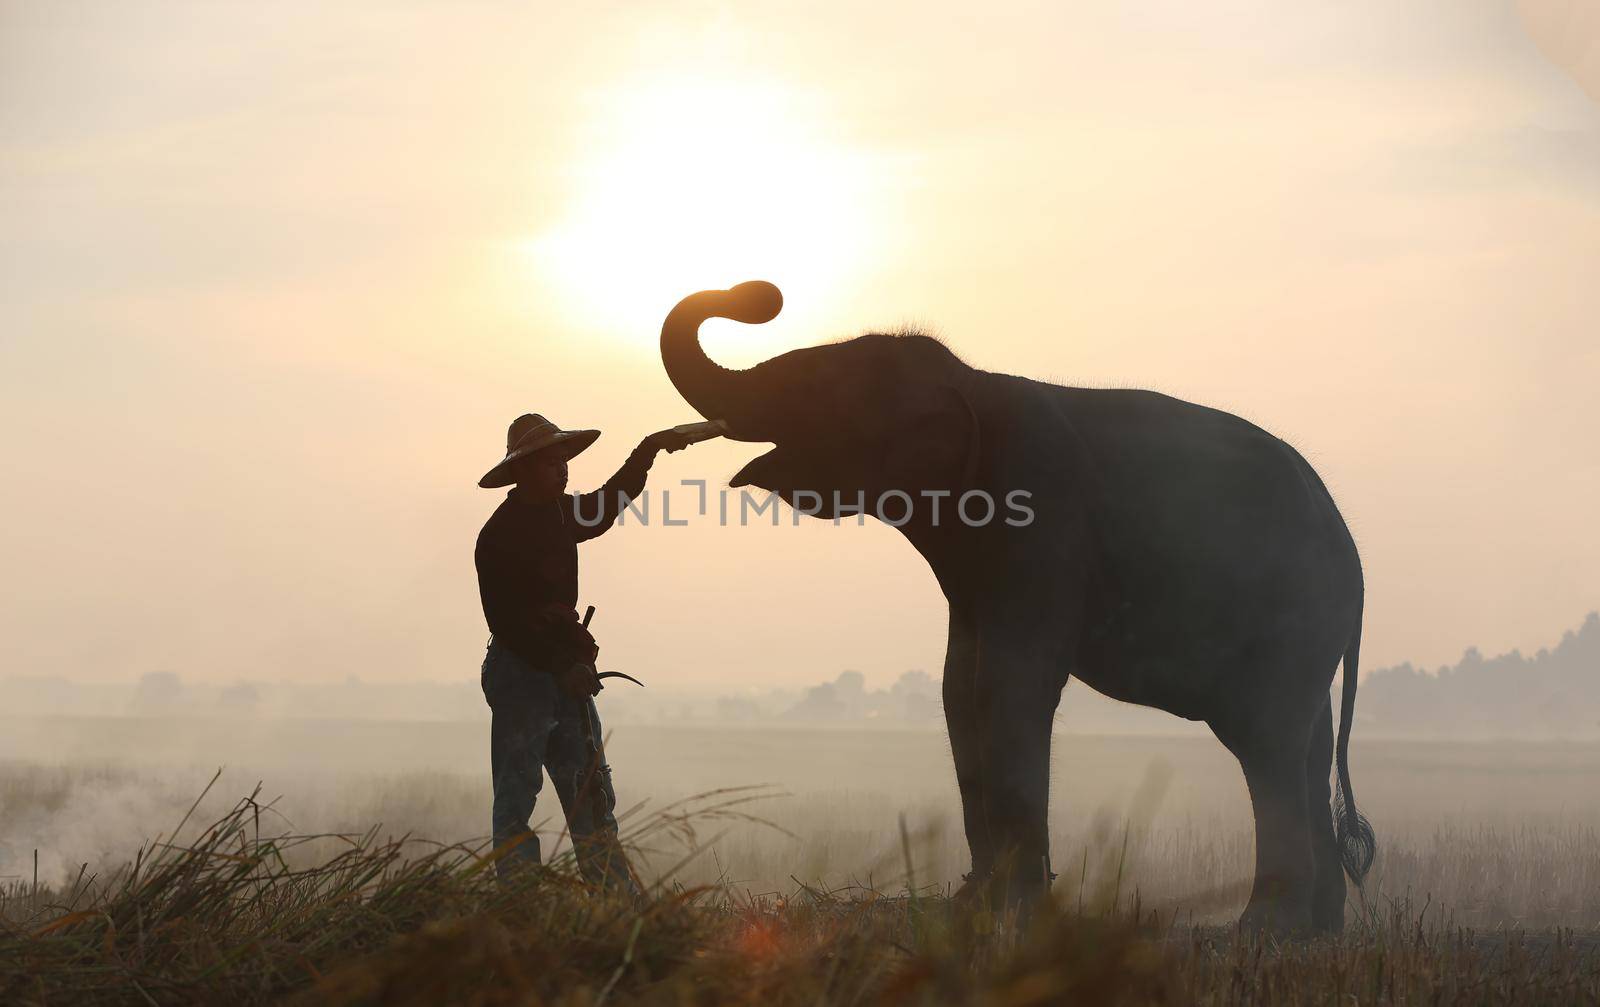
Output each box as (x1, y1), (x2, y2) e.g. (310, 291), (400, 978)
(475, 412), (695, 887)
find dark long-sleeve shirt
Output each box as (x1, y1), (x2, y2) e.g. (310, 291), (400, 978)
(475, 444), (655, 672)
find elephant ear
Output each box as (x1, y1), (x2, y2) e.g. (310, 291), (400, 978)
(883, 384), (980, 493)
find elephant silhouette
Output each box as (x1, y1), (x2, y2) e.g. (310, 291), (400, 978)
(661, 281), (1374, 934)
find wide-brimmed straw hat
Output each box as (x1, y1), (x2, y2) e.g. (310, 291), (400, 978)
(478, 413), (600, 488)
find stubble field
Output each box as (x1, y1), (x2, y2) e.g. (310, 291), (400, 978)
(3, 715), (1599, 1003)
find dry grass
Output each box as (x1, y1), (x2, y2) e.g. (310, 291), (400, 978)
(5, 728), (1600, 1003)
(4, 773), (1600, 1005)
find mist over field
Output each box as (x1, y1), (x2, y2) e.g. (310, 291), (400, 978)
(7, 723), (1600, 929)
(5, 611), (1600, 932)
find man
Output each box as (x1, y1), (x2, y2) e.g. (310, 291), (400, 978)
(475, 412), (696, 887)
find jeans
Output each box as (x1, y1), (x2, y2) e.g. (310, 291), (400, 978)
(480, 638), (631, 888)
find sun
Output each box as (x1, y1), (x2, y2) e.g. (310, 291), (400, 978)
(520, 75), (882, 360)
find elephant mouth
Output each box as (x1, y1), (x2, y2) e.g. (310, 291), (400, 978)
(728, 444), (851, 519)
(728, 446), (783, 490)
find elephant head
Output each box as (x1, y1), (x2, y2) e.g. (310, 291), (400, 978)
(660, 281), (982, 522)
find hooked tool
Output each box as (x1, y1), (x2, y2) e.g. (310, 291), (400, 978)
(581, 604), (646, 690)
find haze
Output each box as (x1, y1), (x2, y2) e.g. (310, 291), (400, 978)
(2, 0), (1597, 693)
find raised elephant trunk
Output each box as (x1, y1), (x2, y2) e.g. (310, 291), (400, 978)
(659, 281), (783, 441)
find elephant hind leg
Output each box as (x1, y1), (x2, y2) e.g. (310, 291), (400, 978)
(1223, 721), (1316, 935)
(1306, 699), (1347, 933)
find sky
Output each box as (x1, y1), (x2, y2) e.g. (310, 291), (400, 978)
(1, 0), (1597, 694)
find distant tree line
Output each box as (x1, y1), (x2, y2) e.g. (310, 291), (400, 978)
(714, 670), (942, 724)
(1361, 612), (1600, 738)
(4, 613), (1595, 736)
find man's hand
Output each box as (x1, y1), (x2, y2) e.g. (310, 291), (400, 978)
(643, 428), (694, 454)
(557, 659), (601, 699)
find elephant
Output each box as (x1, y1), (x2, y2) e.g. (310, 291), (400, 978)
(659, 280), (1375, 934)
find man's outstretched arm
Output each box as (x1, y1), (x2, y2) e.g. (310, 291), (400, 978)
(568, 429), (692, 542)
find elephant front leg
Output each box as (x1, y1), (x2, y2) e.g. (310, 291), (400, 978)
(942, 617), (994, 884)
(944, 613), (1064, 908)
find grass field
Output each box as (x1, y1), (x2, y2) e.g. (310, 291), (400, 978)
(3, 718), (1599, 1002)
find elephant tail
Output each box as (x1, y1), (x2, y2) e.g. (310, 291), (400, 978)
(1334, 606), (1377, 888)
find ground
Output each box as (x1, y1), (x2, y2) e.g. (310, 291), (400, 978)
(2, 719), (1599, 1002)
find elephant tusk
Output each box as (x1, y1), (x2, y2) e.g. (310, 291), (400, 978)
(669, 419), (731, 444)
(596, 671), (645, 688)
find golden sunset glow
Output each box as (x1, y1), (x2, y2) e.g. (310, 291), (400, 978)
(3, 1), (1598, 693)
(521, 74), (884, 353)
